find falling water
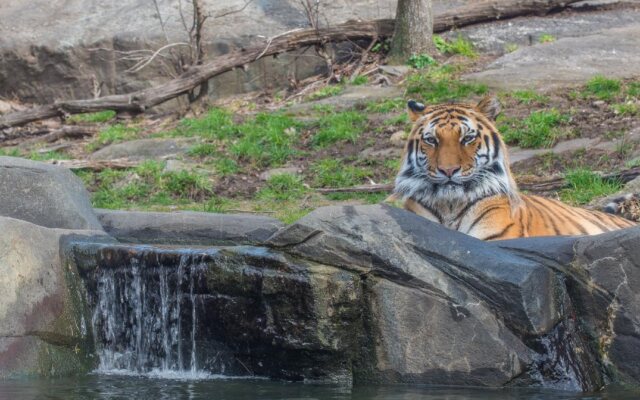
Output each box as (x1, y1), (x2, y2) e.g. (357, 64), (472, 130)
(89, 251), (206, 378)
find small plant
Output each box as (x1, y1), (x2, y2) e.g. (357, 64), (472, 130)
(505, 43), (519, 53)
(188, 143), (218, 157)
(87, 124), (140, 151)
(406, 70), (487, 103)
(583, 75), (621, 101)
(68, 110), (117, 124)
(511, 89), (549, 105)
(180, 107), (236, 140)
(499, 109), (568, 148)
(560, 169), (622, 205)
(313, 111), (367, 147)
(257, 173), (308, 201)
(311, 159), (371, 187)
(611, 102), (639, 116)
(371, 40), (390, 54)
(365, 98), (405, 113)
(0, 148), (21, 157)
(614, 138), (634, 158)
(407, 53), (437, 69)
(538, 34), (556, 44)
(433, 35), (477, 58)
(27, 150), (69, 161)
(627, 82), (640, 98)
(214, 157), (239, 176)
(232, 113), (300, 167)
(308, 85), (343, 101)
(351, 75), (368, 86)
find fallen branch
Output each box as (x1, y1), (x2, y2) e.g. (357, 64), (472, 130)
(0, 0), (583, 129)
(48, 159), (140, 171)
(17, 126), (98, 148)
(315, 167), (640, 194)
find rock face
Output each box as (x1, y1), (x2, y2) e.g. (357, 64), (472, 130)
(71, 204), (640, 391)
(0, 216), (110, 378)
(0, 157), (103, 230)
(89, 138), (192, 161)
(464, 25), (640, 91)
(95, 209), (284, 246)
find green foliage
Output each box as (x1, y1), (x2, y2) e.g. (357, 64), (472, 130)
(627, 82), (640, 98)
(505, 43), (518, 53)
(583, 75), (621, 101)
(214, 157), (240, 176)
(351, 75), (368, 86)
(433, 35), (477, 58)
(87, 124), (140, 151)
(313, 111), (367, 147)
(311, 159), (371, 187)
(365, 98), (405, 113)
(308, 85), (343, 101)
(371, 40), (390, 53)
(180, 108), (236, 139)
(406, 67), (487, 103)
(560, 169), (622, 205)
(611, 102), (639, 116)
(499, 109), (568, 148)
(407, 53), (437, 69)
(231, 113), (300, 167)
(384, 113), (409, 126)
(538, 34), (556, 44)
(326, 192), (388, 203)
(0, 148), (21, 157)
(257, 173), (308, 201)
(68, 110), (117, 124)
(188, 143), (218, 157)
(510, 90), (549, 105)
(27, 150), (69, 161)
(81, 161), (213, 209)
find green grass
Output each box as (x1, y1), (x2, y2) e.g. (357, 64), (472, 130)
(231, 113), (300, 167)
(407, 53), (437, 69)
(627, 82), (640, 98)
(560, 169), (622, 205)
(0, 148), (21, 157)
(583, 75), (622, 101)
(87, 124), (140, 151)
(406, 68), (487, 103)
(179, 108), (236, 139)
(433, 35), (477, 58)
(365, 98), (405, 113)
(308, 85), (343, 101)
(68, 110), (116, 123)
(257, 173), (308, 201)
(510, 90), (549, 105)
(311, 159), (372, 187)
(611, 102), (639, 116)
(351, 75), (369, 86)
(188, 143), (218, 157)
(499, 109), (568, 148)
(27, 150), (70, 161)
(505, 43), (518, 53)
(313, 111), (367, 147)
(325, 192), (388, 203)
(538, 34), (556, 44)
(79, 160), (213, 209)
(214, 157), (240, 176)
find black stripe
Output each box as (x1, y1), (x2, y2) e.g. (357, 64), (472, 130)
(569, 207), (610, 232)
(491, 131), (501, 158)
(418, 201), (444, 224)
(454, 198), (483, 229)
(526, 196), (560, 235)
(483, 135), (490, 152)
(467, 205), (504, 233)
(483, 223), (515, 240)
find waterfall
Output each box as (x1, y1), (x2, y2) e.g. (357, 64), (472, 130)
(89, 249), (208, 378)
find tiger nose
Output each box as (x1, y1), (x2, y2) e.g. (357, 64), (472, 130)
(438, 166), (461, 177)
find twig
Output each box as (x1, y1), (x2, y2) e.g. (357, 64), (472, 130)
(126, 42), (191, 73)
(214, 0), (255, 19)
(349, 36), (378, 83)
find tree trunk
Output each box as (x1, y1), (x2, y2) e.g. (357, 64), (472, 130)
(389, 0), (434, 64)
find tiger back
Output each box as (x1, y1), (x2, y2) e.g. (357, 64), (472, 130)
(392, 96), (635, 240)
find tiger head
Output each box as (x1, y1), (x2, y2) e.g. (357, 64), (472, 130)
(394, 96), (520, 208)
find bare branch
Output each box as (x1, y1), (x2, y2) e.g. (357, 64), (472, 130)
(213, 0), (255, 19)
(125, 42), (191, 73)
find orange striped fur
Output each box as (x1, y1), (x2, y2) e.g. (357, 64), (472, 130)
(393, 97), (635, 240)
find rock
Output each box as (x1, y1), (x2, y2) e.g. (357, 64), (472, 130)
(359, 147), (401, 159)
(570, 228), (640, 386)
(95, 209), (285, 246)
(259, 167), (301, 181)
(0, 216), (110, 378)
(289, 85), (404, 113)
(90, 138), (192, 161)
(464, 25), (640, 90)
(390, 130), (408, 148)
(0, 0), (398, 103)
(379, 65), (411, 77)
(448, 7), (640, 56)
(0, 157), (102, 230)
(163, 159), (190, 173)
(0, 100), (13, 114)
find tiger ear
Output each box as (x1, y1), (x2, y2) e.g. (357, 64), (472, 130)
(407, 100), (427, 122)
(476, 95), (501, 121)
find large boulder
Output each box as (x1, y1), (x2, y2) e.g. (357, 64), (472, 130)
(0, 157), (103, 230)
(0, 216), (111, 378)
(95, 209), (284, 246)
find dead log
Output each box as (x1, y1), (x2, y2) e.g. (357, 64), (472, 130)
(0, 0), (583, 129)
(16, 126), (98, 148)
(316, 167), (640, 194)
(48, 159), (140, 171)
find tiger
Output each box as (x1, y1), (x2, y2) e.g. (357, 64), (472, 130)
(391, 96), (635, 240)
